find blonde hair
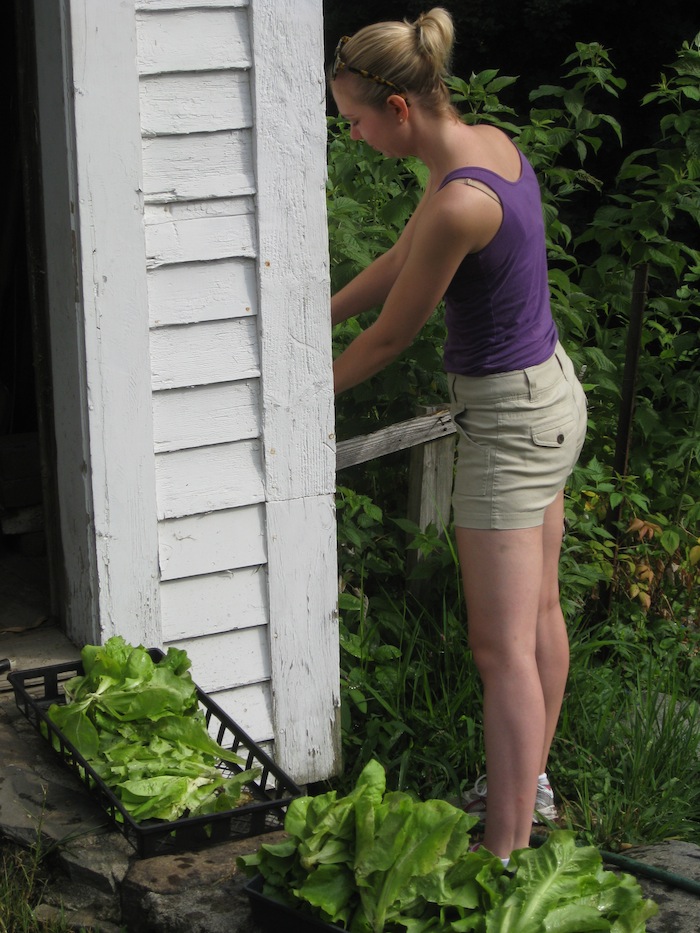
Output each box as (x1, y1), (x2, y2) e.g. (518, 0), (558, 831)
(332, 8), (457, 115)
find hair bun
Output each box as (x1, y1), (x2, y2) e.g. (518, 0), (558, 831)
(409, 7), (454, 75)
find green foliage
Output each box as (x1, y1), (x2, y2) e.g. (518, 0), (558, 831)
(329, 35), (700, 850)
(337, 586), (483, 802)
(335, 487), (483, 800)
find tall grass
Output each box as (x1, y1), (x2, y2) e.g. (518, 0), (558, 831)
(0, 838), (68, 933)
(336, 511), (700, 851)
(554, 634), (700, 849)
(338, 538), (485, 800)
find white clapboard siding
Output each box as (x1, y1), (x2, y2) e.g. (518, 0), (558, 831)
(153, 380), (260, 452)
(145, 195), (254, 225)
(169, 627), (270, 693)
(160, 566), (267, 641)
(159, 503), (266, 581)
(150, 319), (259, 390)
(137, 0), (248, 10)
(145, 200), (256, 268)
(136, 9), (251, 75)
(140, 71), (252, 137)
(133, 0), (338, 782)
(142, 130), (254, 202)
(203, 682), (273, 746)
(155, 439), (264, 519)
(147, 258), (258, 328)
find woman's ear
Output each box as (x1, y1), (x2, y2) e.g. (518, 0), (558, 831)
(387, 93), (410, 124)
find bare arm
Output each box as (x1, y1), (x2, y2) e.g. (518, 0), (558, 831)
(331, 246), (403, 326)
(330, 184), (432, 326)
(333, 184), (502, 393)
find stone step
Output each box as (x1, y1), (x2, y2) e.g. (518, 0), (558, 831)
(0, 687), (273, 932)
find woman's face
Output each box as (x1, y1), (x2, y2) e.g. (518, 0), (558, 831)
(332, 79), (405, 158)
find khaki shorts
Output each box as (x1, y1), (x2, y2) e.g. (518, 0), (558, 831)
(448, 342), (588, 530)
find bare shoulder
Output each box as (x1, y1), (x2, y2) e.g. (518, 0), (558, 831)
(464, 124), (522, 181)
(416, 178), (502, 256)
(470, 122), (517, 150)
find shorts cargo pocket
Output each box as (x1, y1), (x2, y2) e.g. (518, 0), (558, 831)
(531, 417), (576, 448)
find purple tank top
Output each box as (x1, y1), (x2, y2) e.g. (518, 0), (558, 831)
(437, 149), (557, 375)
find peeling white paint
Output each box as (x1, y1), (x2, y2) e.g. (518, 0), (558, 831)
(36, 0), (339, 778)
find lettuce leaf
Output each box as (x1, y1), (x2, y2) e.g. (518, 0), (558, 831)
(238, 761), (658, 933)
(485, 832), (658, 933)
(47, 636), (260, 822)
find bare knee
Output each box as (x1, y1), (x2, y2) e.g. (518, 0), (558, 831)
(469, 640), (500, 680)
(469, 635), (535, 683)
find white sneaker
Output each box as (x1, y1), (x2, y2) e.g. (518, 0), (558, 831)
(533, 778), (559, 823)
(462, 774), (488, 817)
(462, 774), (559, 824)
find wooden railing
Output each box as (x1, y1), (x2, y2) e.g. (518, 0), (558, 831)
(335, 407), (455, 471)
(336, 406), (457, 574)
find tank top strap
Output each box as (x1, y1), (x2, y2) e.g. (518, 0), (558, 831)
(437, 151), (525, 193)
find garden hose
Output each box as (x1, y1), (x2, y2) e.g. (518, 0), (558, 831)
(529, 833), (700, 897)
(599, 849), (700, 897)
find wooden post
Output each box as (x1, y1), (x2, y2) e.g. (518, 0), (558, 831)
(252, 0), (340, 783)
(406, 406), (456, 585)
(334, 407), (457, 596)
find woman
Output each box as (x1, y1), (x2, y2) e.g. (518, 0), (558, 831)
(329, 8), (587, 866)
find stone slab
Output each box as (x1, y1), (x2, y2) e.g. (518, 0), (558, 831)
(121, 835), (281, 933)
(610, 841), (700, 933)
(0, 618), (79, 670)
(0, 697), (109, 848)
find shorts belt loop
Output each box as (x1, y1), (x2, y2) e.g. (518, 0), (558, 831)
(554, 343), (567, 376)
(525, 366), (537, 400)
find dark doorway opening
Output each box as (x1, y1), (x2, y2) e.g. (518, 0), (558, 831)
(1, 2), (56, 636)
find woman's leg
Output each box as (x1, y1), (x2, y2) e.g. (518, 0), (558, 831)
(455, 492), (569, 858)
(536, 491), (569, 772)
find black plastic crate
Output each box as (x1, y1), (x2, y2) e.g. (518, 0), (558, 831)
(8, 651), (302, 858)
(245, 874), (346, 933)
